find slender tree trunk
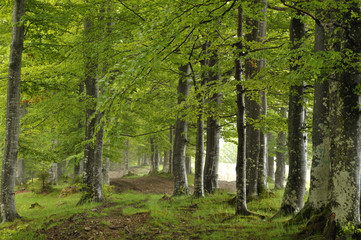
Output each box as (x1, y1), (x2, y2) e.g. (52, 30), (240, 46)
(235, 5), (250, 215)
(1, 0), (26, 222)
(103, 155), (110, 185)
(244, 11), (261, 196)
(256, 0), (268, 196)
(267, 133), (275, 182)
(204, 45), (221, 194)
(169, 126), (174, 174)
(93, 117), (104, 202)
(278, 15), (307, 215)
(185, 157), (192, 174)
(204, 115), (220, 193)
(257, 91), (268, 195)
(163, 151), (169, 172)
(194, 92), (205, 198)
(275, 108), (287, 189)
(48, 163), (58, 185)
(173, 64), (191, 196)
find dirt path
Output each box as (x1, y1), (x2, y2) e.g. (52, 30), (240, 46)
(110, 168), (236, 194)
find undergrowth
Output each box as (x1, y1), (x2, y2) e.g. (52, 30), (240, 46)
(1, 177), (304, 240)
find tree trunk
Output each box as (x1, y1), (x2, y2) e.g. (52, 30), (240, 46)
(257, 91), (268, 195)
(163, 151), (169, 172)
(173, 64), (191, 196)
(328, 3), (361, 224)
(169, 126), (174, 174)
(16, 159), (25, 185)
(103, 155), (110, 185)
(1, 0), (26, 222)
(204, 115), (220, 193)
(79, 18), (100, 205)
(204, 45), (221, 194)
(235, 5), (249, 215)
(267, 133), (275, 182)
(125, 138), (130, 174)
(256, 0), (268, 196)
(48, 163), (58, 185)
(278, 16), (307, 215)
(93, 118), (104, 202)
(294, 14), (330, 221)
(194, 96), (205, 198)
(185, 157), (192, 174)
(244, 8), (261, 196)
(275, 107), (287, 189)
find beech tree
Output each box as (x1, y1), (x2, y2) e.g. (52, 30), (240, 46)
(1, 0), (26, 222)
(173, 64), (191, 196)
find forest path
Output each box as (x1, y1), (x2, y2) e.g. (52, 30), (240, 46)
(110, 166), (236, 194)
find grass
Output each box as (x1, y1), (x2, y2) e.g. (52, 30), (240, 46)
(0, 177), (306, 240)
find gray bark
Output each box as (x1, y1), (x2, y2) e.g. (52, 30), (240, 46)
(328, 3), (361, 224)
(173, 64), (191, 196)
(267, 133), (275, 182)
(275, 108), (287, 190)
(296, 17), (330, 220)
(16, 159), (25, 185)
(48, 163), (58, 185)
(93, 118), (104, 202)
(204, 44), (221, 194)
(185, 156), (192, 174)
(256, 0), (268, 196)
(1, 0), (26, 222)
(103, 156), (110, 185)
(163, 151), (169, 172)
(244, 7), (261, 196)
(279, 16), (307, 215)
(125, 138), (130, 174)
(169, 126), (174, 174)
(235, 5), (249, 215)
(194, 90), (205, 198)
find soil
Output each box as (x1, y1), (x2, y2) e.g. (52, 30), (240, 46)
(41, 168), (237, 239)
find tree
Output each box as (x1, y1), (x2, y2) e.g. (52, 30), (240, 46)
(235, 4), (250, 216)
(173, 64), (191, 196)
(274, 108), (287, 190)
(277, 13), (307, 216)
(204, 44), (221, 194)
(1, 0), (26, 222)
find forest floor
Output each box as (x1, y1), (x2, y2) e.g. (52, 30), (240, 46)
(2, 167), (310, 240)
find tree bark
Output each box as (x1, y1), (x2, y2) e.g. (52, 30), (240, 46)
(328, 3), (361, 224)
(194, 91), (205, 198)
(173, 64), (191, 196)
(278, 15), (307, 215)
(267, 133), (275, 182)
(256, 0), (268, 196)
(244, 3), (262, 196)
(93, 118), (104, 202)
(294, 11), (330, 221)
(204, 45), (221, 194)
(275, 109), (286, 190)
(16, 159), (26, 185)
(103, 155), (110, 185)
(48, 163), (58, 185)
(169, 126), (174, 174)
(1, 0), (26, 222)
(235, 5), (250, 215)
(185, 156), (192, 174)
(163, 151), (169, 172)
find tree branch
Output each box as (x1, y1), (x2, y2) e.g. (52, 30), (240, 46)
(280, 0), (321, 26)
(117, 0), (145, 21)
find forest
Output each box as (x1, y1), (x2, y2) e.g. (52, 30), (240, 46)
(1, 0), (361, 239)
